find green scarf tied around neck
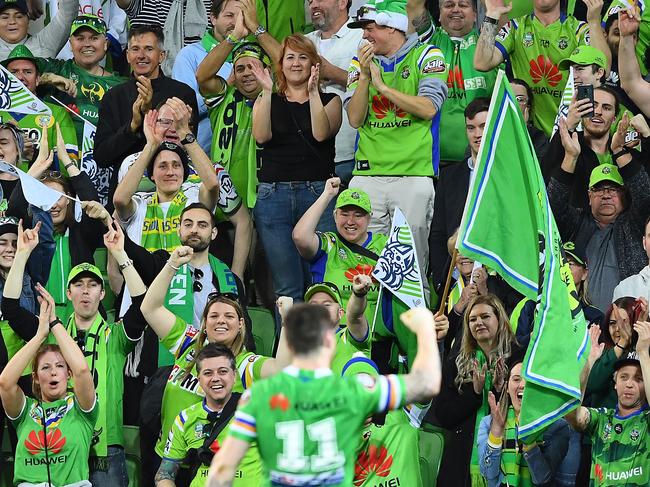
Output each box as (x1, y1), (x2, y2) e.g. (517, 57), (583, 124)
(470, 349), (493, 487)
(65, 313), (108, 457)
(141, 190), (187, 252)
(501, 407), (533, 487)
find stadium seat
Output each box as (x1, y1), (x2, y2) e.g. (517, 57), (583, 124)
(248, 306), (277, 357)
(0, 428), (13, 487)
(123, 425), (142, 487)
(418, 423), (446, 487)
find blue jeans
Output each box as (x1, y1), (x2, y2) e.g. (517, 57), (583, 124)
(254, 181), (335, 301)
(89, 446), (128, 487)
(334, 159), (355, 187)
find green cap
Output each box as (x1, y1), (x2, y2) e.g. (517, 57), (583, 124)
(304, 282), (343, 307)
(589, 164), (623, 188)
(1, 44), (42, 72)
(559, 45), (607, 71)
(70, 15), (107, 36)
(67, 263), (104, 287)
(335, 188), (372, 214)
(562, 241), (586, 267)
(233, 42), (271, 66)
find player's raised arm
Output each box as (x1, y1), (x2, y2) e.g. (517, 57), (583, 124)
(474, 0), (511, 71)
(399, 308), (443, 403)
(207, 435), (251, 487)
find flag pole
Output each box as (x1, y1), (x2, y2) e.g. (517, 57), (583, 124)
(370, 285), (383, 335)
(436, 248), (457, 316)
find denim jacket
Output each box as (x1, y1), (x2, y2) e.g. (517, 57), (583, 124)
(477, 414), (571, 486)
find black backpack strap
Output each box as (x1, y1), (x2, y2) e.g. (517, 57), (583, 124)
(335, 232), (381, 262)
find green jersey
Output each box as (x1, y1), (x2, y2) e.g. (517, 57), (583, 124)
(164, 399), (262, 487)
(428, 28), (497, 163)
(311, 231), (387, 326)
(11, 394), (98, 486)
(0, 101), (79, 171)
(156, 316), (269, 457)
(332, 327), (371, 377)
(604, 1), (649, 76)
(230, 367), (407, 486)
(346, 38), (448, 177)
(585, 406), (650, 486)
(354, 410), (422, 487)
(495, 14), (590, 135)
(205, 86), (259, 209)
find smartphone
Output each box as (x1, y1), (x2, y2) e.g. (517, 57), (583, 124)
(576, 85), (594, 119)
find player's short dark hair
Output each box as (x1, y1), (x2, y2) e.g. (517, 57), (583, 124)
(180, 202), (218, 228)
(595, 85), (620, 116)
(195, 343), (236, 372)
(284, 304), (332, 356)
(464, 97), (490, 121)
(128, 24), (164, 47)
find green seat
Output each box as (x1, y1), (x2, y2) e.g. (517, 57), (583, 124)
(248, 306), (277, 357)
(0, 427), (13, 487)
(418, 423), (446, 487)
(123, 425), (142, 487)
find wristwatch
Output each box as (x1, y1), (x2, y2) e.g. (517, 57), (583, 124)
(254, 25), (266, 37)
(180, 133), (196, 145)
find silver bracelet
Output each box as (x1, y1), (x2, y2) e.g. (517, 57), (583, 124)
(166, 260), (180, 271)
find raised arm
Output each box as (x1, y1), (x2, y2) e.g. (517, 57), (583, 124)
(618, 10), (650, 115)
(584, 0), (612, 72)
(251, 65), (274, 144)
(240, 0), (282, 63)
(634, 321), (650, 398)
(473, 0), (511, 71)
(346, 44), (373, 128)
(140, 246), (194, 340)
(258, 297), (293, 378)
(399, 308), (442, 403)
(407, 0), (433, 38)
(346, 274), (371, 341)
(309, 66), (342, 141)
(228, 205), (253, 281)
(208, 436), (251, 487)
(292, 177), (340, 259)
(3, 220), (41, 300)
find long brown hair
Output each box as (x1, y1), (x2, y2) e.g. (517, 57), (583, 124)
(31, 344), (68, 401)
(40, 171), (74, 234)
(454, 294), (515, 391)
(181, 296), (247, 380)
(275, 33), (321, 96)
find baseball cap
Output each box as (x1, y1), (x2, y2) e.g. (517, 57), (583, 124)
(614, 350), (641, 371)
(562, 241), (587, 267)
(348, 0), (409, 32)
(1, 44), (42, 73)
(335, 188), (372, 214)
(0, 216), (18, 237)
(559, 46), (607, 71)
(70, 15), (107, 36)
(233, 42), (271, 67)
(147, 141), (191, 182)
(589, 164), (623, 188)
(67, 262), (104, 287)
(0, 0), (28, 15)
(304, 282), (343, 308)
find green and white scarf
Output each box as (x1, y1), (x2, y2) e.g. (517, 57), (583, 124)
(45, 233), (74, 322)
(470, 350), (492, 487)
(66, 313), (109, 457)
(141, 190), (187, 252)
(501, 408), (533, 487)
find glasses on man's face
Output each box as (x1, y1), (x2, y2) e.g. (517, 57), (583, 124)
(156, 118), (174, 127)
(515, 95), (529, 107)
(193, 268), (204, 293)
(590, 185), (621, 196)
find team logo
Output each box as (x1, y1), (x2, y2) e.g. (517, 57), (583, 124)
(81, 82), (106, 103)
(371, 95), (406, 119)
(614, 423), (623, 434)
(602, 422), (612, 440)
(602, 166), (612, 174)
(269, 393), (290, 412)
(529, 55), (563, 86)
(345, 264), (375, 283)
(372, 239), (418, 290)
(447, 66), (464, 89)
(401, 66), (410, 79)
(523, 32), (534, 47)
(630, 428), (640, 441)
(558, 36), (569, 50)
(354, 444), (393, 486)
(348, 69), (360, 86)
(422, 59), (445, 74)
(195, 423), (204, 439)
(24, 428), (66, 455)
(37, 114), (54, 129)
(338, 248), (347, 259)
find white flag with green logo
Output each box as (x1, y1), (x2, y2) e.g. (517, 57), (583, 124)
(0, 64), (50, 115)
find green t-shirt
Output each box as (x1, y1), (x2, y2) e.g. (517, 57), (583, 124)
(11, 394), (98, 486)
(205, 86), (259, 209)
(604, 1), (649, 76)
(0, 101), (79, 171)
(163, 399), (262, 487)
(354, 410), (423, 487)
(346, 41), (448, 177)
(495, 14), (590, 136)
(332, 327), (371, 377)
(585, 406), (650, 486)
(255, 0), (305, 41)
(156, 316), (268, 457)
(428, 28), (498, 163)
(230, 367), (407, 487)
(311, 231), (387, 326)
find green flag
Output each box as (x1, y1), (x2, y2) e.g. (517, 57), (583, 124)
(457, 71), (589, 439)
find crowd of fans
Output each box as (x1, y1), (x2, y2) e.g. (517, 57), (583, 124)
(0, 0), (648, 485)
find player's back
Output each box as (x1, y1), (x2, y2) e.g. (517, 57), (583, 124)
(233, 365), (400, 486)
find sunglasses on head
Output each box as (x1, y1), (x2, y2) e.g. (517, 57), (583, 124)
(207, 291), (239, 303)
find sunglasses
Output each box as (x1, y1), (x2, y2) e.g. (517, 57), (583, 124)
(207, 290), (239, 303)
(193, 268), (204, 293)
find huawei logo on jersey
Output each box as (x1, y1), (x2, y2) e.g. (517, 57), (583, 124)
(24, 428), (66, 455)
(595, 464), (604, 482)
(371, 95), (406, 119)
(345, 264), (375, 283)
(269, 393), (290, 412)
(447, 66), (464, 89)
(529, 55), (562, 87)
(354, 444), (393, 486)
(209, 439), (221, 454)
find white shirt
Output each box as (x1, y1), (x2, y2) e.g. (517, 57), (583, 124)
(612, 265), (650, 302)
(306, 19), (362, 163)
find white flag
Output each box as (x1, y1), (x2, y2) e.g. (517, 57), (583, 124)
(372, 207), (425, 308)
(0, 65), (50, 115)
(551, 66), (578, 137)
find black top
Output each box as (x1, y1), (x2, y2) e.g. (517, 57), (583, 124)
(258, 92), (337, 183)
